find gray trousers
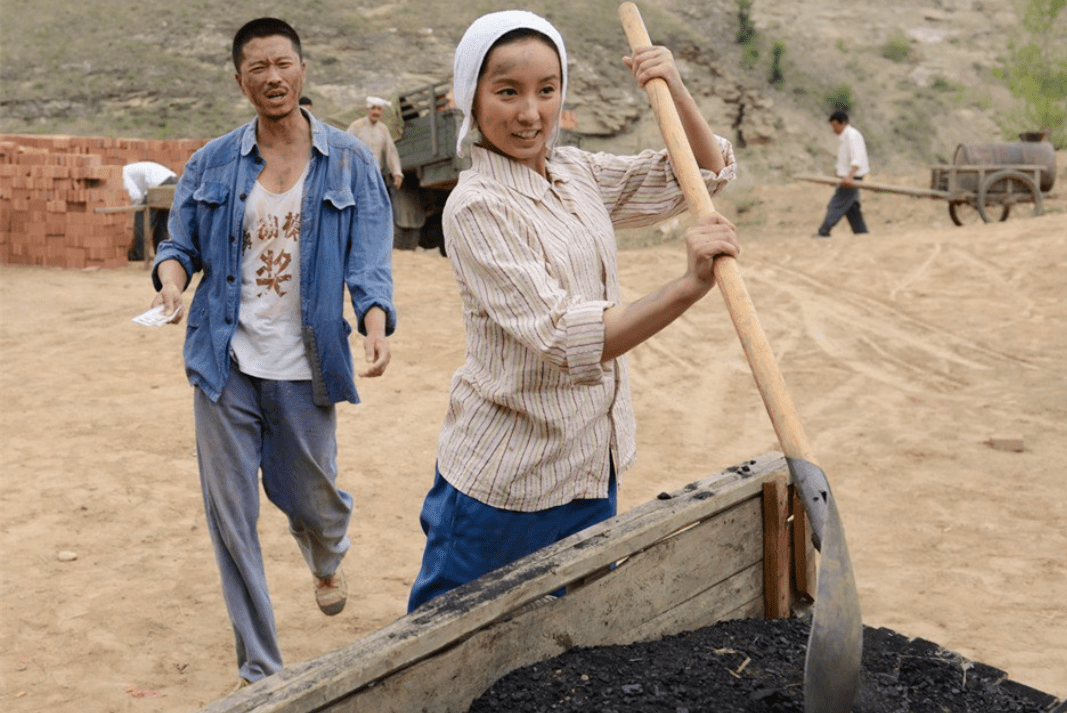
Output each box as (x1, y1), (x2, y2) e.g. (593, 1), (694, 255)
(818, 178), (869, 235)
(193, 366), (351, 681)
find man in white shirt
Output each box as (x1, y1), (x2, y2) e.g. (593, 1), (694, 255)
(347, 96), (410, 248)
(122, 161), (177, 260)
(815, 110), (870, 237)
(345, 96), (403, 190)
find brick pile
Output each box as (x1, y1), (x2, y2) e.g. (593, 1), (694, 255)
(0, 134), (207, 269)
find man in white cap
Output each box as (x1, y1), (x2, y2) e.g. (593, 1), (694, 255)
(346, 96), (403, 190)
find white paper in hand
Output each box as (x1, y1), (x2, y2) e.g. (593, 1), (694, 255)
(132, 304), (182, 327)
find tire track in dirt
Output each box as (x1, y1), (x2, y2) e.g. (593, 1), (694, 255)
(744, 260), (1039, 385)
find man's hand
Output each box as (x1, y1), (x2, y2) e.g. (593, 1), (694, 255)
(359, 333), (391, 377)
(392, 174), (403, 190)
(151, 259), (188, 325)
(359, 306), (391, 378)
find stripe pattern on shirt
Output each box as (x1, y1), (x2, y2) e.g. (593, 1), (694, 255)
(437, 141), (736, 511)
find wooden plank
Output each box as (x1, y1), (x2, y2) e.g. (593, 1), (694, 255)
(626, 563), (764, 643)
(142, 204), (153, 267)
(94, 186), (175, 213)
(332, 500), (766, 713)
(794, 173), (948, 200)
(94, 205), (145, 214)
(202, 453), (789, 713)
(792, 487), (815, 602)
(145, 184), (175, 208)
(762, 478), (790, 618)
(341, 574), (764, 713)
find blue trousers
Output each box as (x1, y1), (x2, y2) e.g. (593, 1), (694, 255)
(818, 179), (869, 235)
(193, 366), (352, 682)
(407, 464), (617, 613)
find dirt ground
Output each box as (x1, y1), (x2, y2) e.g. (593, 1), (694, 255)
(1, 167), (1065, 712)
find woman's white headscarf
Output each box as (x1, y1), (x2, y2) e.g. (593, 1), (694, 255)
(452, 10), (568, 157)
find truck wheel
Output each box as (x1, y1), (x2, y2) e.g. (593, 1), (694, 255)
(418, 213), (446, 257)
(394, 226), (420, 250)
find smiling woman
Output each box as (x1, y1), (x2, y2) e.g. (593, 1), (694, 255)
(405, 9), (740, 616)
(472, 31), (563, 176)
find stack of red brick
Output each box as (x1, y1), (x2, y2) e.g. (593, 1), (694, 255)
(0, 134), (207, 269)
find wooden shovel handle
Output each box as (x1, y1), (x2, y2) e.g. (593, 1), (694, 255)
(619, 2), (817, 465)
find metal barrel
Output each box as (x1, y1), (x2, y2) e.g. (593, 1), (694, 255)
(952, 138), (1057, 192)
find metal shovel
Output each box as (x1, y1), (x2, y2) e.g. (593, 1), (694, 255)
(618, 4), (863, 711)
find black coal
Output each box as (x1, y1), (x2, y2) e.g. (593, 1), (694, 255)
(469, 617), (1063, 712)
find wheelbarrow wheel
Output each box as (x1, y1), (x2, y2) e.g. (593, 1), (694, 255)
(948, 200), (992, 226)
(977, 170), (1043, 223)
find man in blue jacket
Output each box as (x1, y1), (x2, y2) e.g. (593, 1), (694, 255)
(148, 17), (396, 689)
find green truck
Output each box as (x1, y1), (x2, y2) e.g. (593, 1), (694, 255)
(391, 81), (464, 254)
(392, 80), (579, 255)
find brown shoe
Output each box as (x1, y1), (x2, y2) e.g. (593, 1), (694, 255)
(315, 568), (347, 616)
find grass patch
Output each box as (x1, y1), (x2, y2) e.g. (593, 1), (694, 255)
(931, 76), (958, 92)
(880, 32), (912, 62)
(823, 84), (854, 113)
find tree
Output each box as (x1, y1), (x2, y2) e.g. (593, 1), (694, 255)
(996, 0), (1067, 147)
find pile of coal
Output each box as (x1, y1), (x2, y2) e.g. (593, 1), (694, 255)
(468, 617), (1063, 713)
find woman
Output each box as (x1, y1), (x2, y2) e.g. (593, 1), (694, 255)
(408, 10), (739, 612)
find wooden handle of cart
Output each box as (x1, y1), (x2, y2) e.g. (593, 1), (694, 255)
(619, 2), (817, 465)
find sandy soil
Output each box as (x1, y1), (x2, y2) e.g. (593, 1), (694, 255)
(1, 169), (1065, 711)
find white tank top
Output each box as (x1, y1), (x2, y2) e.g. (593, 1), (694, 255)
(230, 164), (313, 381)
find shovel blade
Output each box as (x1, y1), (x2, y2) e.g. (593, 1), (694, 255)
(789, 458), (863, 713)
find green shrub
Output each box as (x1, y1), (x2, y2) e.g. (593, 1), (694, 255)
(995, 0), (1067, 147)
(736, 0), (757, 44)
(931, 75), (957, 91)
(769, 41), (785, 85)
(742, 45), (760, 69)
(823, 84), (854, 113)
(880, 32), (912, 62)
(735, 197), (759, 214)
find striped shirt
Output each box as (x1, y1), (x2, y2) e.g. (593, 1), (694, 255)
(438, 141), (736, 511)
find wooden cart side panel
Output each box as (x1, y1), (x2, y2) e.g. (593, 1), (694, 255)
(202, 453), (788, 713)
(331, 498), (765, 713)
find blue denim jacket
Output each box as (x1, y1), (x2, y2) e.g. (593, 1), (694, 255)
(152, 111), (396, 406)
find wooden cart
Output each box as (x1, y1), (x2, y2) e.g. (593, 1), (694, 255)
(797, 138), (1056, 226)
(931, 162), (1046, 224)
(797, 164), (1047, 226)
(201, 452), (815, 713)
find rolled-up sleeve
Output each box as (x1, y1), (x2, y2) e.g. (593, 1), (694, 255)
(588, 136), (736, 230)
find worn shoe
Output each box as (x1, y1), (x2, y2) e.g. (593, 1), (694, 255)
(315, 568), (347, 616)
(231, 677), (251, 693)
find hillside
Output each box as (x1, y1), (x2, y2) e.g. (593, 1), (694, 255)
(0, 0), (1053, 185)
